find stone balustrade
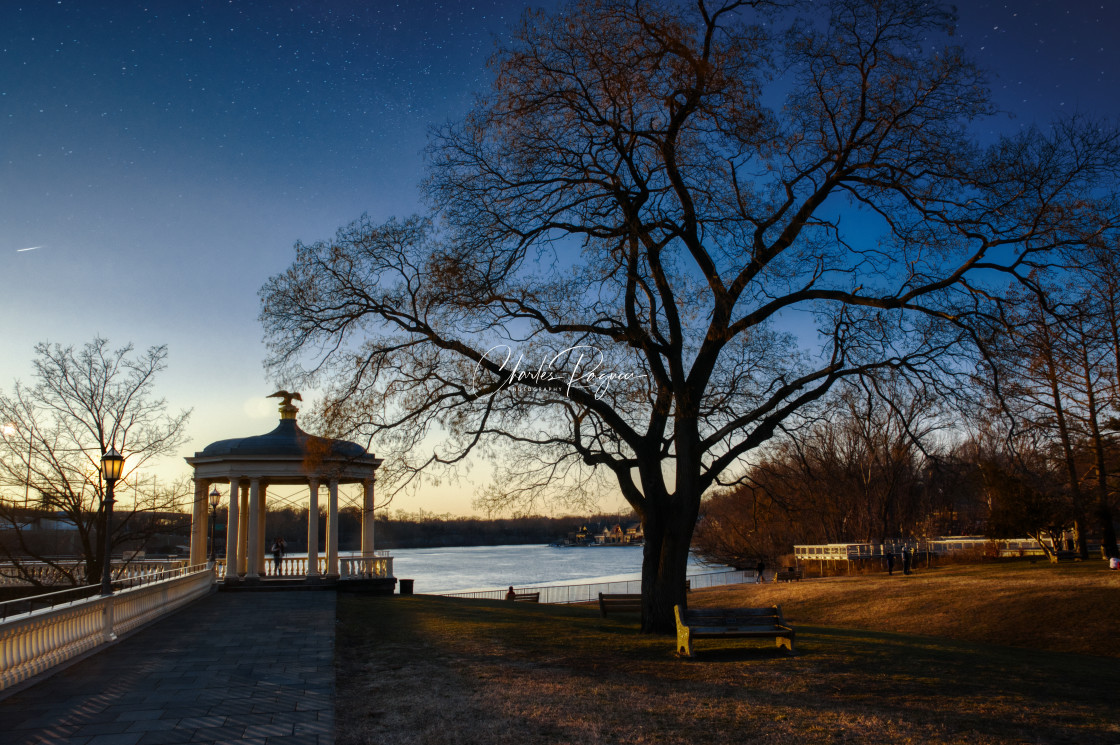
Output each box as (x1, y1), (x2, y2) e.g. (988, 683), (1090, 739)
(0, 560), (190, 587)
(212, 553), (393, 580)
(340, 556), (394, 579)
(0, 567), (215, 693)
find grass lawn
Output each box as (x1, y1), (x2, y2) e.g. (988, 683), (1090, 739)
(335, 561), (1120, 745)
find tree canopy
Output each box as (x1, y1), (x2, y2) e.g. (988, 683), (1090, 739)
(261, 0), (1120, 630)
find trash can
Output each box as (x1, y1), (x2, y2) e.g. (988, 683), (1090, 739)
(399, 578), (414, 595)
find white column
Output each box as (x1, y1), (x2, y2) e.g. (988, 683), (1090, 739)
(326, 479), (339, 577)
(306, 479), (320, 577)
(224, 477), (241, 581)
(246, 478), (261, 580)
(257, 484), (268, 576)
(189, 479), (207, 565)
(237, 483), (250, 576)
(361, 478), (375, 558)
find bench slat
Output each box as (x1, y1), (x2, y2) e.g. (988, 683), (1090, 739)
(598, 592), (642, 617)
(687, 619), (781, 627)
(685, 608), (778, 619)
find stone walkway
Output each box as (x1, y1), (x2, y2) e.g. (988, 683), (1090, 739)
(0, 590), (335, 745)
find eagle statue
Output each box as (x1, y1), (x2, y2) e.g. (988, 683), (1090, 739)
(268, 390), (303, 407)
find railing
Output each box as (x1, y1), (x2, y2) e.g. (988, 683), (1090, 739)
(0, 563), (206, 622)
(340, 556), (393, 579)
(928, 537), (1048, 556)
(794, 537), (1061, 561)
(440, 569), (754, 604)
(0, 559), (189, 587)
(0, 566), (215, 692)
(794, 543), (919, 560)
(211, 551), (393, 580)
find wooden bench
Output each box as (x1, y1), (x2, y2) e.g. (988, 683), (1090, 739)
(774, 567), (803, 582)
(674, 605), (795, 658)
(506, 591), (540, 603)
(598, 593), (642, 617)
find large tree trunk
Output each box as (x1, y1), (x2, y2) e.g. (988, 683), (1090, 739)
(1098, 503), (1119, 560)
(639, 505), (694, 634)
(638, 451), (703, 634)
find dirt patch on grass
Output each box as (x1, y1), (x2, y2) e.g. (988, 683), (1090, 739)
(336, 564), (1120, 744)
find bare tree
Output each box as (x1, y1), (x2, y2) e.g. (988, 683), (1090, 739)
(0, 339), (192, 587)
(261, 0), (1120, 631)
(1079, 246), (1120, 558)
(692, 485), (797, 569)
(1065, 306), (1119, 558)
(979, 449), (1072, 562)
(693, 378), (946, 567)
(976, 275), (1120, 559)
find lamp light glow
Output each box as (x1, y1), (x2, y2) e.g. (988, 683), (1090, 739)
(100, 447), (124, 482)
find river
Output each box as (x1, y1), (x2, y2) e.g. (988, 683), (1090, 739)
(369, 544), (725, 594)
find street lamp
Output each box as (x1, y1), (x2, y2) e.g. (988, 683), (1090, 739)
(208, 486), (222, 563)
(99, 447), (124, 596)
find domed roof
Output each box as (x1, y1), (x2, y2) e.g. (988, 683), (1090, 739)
(185, 393), (380, 484)
(198, 418), (367, 459)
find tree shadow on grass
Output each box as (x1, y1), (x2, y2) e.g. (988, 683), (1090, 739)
(338, 596), (1120, 745)
(781, 625), (1120, 744)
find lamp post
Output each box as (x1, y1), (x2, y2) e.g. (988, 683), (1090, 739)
(99, 447), (124, 596)
(208, 486), (222, 564)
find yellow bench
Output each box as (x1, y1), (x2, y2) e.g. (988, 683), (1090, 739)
(674, 604), (795, 658)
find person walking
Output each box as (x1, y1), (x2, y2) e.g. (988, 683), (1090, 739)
(902, 545), (912, 575)
(886, 551), (895, 576)
(756, 559), (766, 583)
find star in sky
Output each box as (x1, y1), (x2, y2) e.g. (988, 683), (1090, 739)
(1, 0), (1117, 515)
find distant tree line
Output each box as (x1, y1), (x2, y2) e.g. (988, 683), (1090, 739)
(693, 254), (1120, 569)
(0, 505), (190, 559)
(372, 511), (627, 549)
(2, 505), (635, 563)
(210, 507), (630, 553)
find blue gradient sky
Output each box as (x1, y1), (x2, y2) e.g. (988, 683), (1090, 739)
(2, 1), (1117, 514)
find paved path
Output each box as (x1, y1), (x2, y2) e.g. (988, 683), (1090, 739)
(0, 590), (335, 745)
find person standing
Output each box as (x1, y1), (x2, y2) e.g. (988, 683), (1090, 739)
(885, 551), (895, 576)
(271, 536), (286, 576)
(902, 546), (912, 575)
(756, 559), (765, 583)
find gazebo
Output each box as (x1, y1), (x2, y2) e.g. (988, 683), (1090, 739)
(184, 392), (388, 586)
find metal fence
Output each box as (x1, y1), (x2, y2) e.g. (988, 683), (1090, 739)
(439, 568), (754, 604)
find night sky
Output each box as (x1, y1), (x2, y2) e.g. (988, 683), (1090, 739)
(2, 1), (1118, 514)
